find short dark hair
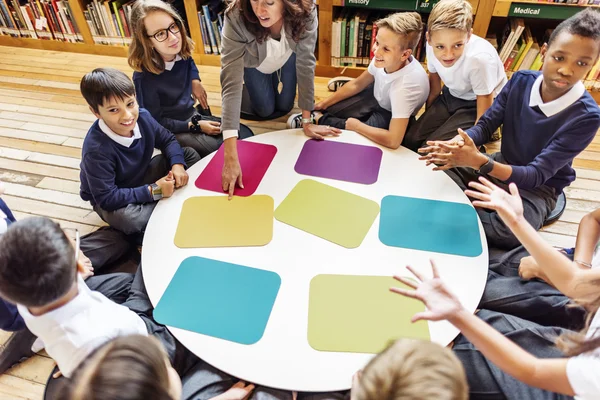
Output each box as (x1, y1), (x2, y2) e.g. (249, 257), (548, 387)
(548, 9), (600, 50)
(80, 68), (136, 113)
(0, 217), (76, 307)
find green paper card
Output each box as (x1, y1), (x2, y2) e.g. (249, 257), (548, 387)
(274, 180), (380, 249)
(308, 275), (430, 354)
(174, 195), (274, 248)
(154, 256), (281, 345)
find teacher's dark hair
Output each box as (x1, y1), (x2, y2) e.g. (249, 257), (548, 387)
(226, 0), (315, 43)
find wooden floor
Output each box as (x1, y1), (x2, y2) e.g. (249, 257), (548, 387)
(0, 45), (599, 399)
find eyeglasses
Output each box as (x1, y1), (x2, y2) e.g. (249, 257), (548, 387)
(148, 22), (180, 42)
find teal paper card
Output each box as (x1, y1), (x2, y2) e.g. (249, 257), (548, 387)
(154, 256), (281, 345)
(379, 196), (482, 257)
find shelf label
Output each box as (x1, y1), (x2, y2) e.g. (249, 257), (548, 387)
(343, 0), (418, 10)
(508, 3), (586, 20)
(416, 0), (440, 13)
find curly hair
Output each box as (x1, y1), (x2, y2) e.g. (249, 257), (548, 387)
(548, 8), (600, 50)
(225, 0), (315, 43)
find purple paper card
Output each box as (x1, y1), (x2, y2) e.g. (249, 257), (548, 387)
(294, 140), (383, 185)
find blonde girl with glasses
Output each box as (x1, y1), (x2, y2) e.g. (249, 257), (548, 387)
(128, 0), (254, 158)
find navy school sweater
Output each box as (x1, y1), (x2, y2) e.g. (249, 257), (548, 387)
(133, 57), (200, 134)
(466, 71), (600, 193)
(79, 109), (186, 211)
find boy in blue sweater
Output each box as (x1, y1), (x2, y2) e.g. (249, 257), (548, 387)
(419, 9), (600, 250)
(79, 68), (201, 236)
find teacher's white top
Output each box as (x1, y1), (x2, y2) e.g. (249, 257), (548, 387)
(142, 130), (489, 392)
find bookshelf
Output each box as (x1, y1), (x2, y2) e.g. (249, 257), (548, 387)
(0, 0), (598, 103)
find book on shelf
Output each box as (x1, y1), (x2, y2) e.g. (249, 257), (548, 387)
(197, 2), (223, 55)
(330, 8), (428, 69)
(0, 0), (83, 42)
(84, 0), (133, 46)
(496, 18), (600, 91)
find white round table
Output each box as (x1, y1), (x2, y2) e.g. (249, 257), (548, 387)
(142, 129), (488, 392)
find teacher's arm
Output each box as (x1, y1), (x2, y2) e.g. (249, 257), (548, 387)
(295, 7), (341, 140)
(220, 11), (248, 199)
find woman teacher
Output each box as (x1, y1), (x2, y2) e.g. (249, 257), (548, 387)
(220, 0), (341, 197)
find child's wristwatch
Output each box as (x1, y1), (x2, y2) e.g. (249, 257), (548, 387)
(476, 154), (495, 175)
(150, 183), (163, 201)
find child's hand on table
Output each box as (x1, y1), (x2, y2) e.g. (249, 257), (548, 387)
(171, 164), (189, 188)
(418, 129), (485, 171)
(465, 177), (525, 228)
(390, 260), (464, 322)
(210, 381), (255, 400)
(156, 171), (175, 198)
(192, 80), (209, 110)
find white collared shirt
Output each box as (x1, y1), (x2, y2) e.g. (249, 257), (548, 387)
(99, 119), (142, 148)
(164, 54), (182, 71)
(17, 276), (147, 378)
(426, 34), (506, 101)
(528, 74), (586, 117)
(367, 56), (429, 118)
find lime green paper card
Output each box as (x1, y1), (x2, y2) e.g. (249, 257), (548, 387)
(274, 180), (380, 249)
(308, 275), (430, 354)
(174, 196), (274, 248)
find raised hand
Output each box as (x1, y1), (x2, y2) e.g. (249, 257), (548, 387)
(465, 177), (524, 227)
(390, 260), (463, 323)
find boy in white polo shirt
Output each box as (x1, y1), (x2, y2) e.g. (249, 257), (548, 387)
(402, 0), (506, 152)
(289, 12), (429, 150)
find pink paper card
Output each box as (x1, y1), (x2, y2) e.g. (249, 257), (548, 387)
(195, 141), (277, 196)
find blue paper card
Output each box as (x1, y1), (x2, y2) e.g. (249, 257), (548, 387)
(154, 257), (281, 345)
(379, 196), (482, 257)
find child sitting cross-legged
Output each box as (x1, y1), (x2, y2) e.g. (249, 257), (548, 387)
(79, 67), (201, 236)
(402, 0), (507, 152)
(418, 8), (600, 250)
(289, 12), (428, 150)
(351, 338), (468, 400)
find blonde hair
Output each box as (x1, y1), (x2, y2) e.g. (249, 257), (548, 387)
(353, 338), (468, 400)
(66, 335), (175, 400)
(128, 0), (194, 75)
(428, 0), (473, 33)
(375, 12), (423, 52)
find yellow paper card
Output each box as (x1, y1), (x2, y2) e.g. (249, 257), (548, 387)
(308, 275), (430, 354)
(274, 180), (380, 249)
(174, 196), (274, 248)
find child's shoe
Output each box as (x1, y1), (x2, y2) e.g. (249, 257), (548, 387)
(327, 76), (352, 92)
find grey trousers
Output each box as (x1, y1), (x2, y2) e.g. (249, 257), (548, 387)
(454, 310), (574, 400)
(124, 267), (349, 400)
(175, 113), (254, 159)
(94, 147), (201, 236)
(402, 86), (477, 152)
(445, 152), (557, 250)
(317, 83), (393, 130)
(480, 246), (586, 330)
(80, 226), (137, 274)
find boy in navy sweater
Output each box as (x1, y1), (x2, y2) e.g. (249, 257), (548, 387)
(79, 68), (201, 236)
(419, 9), (600, 250)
